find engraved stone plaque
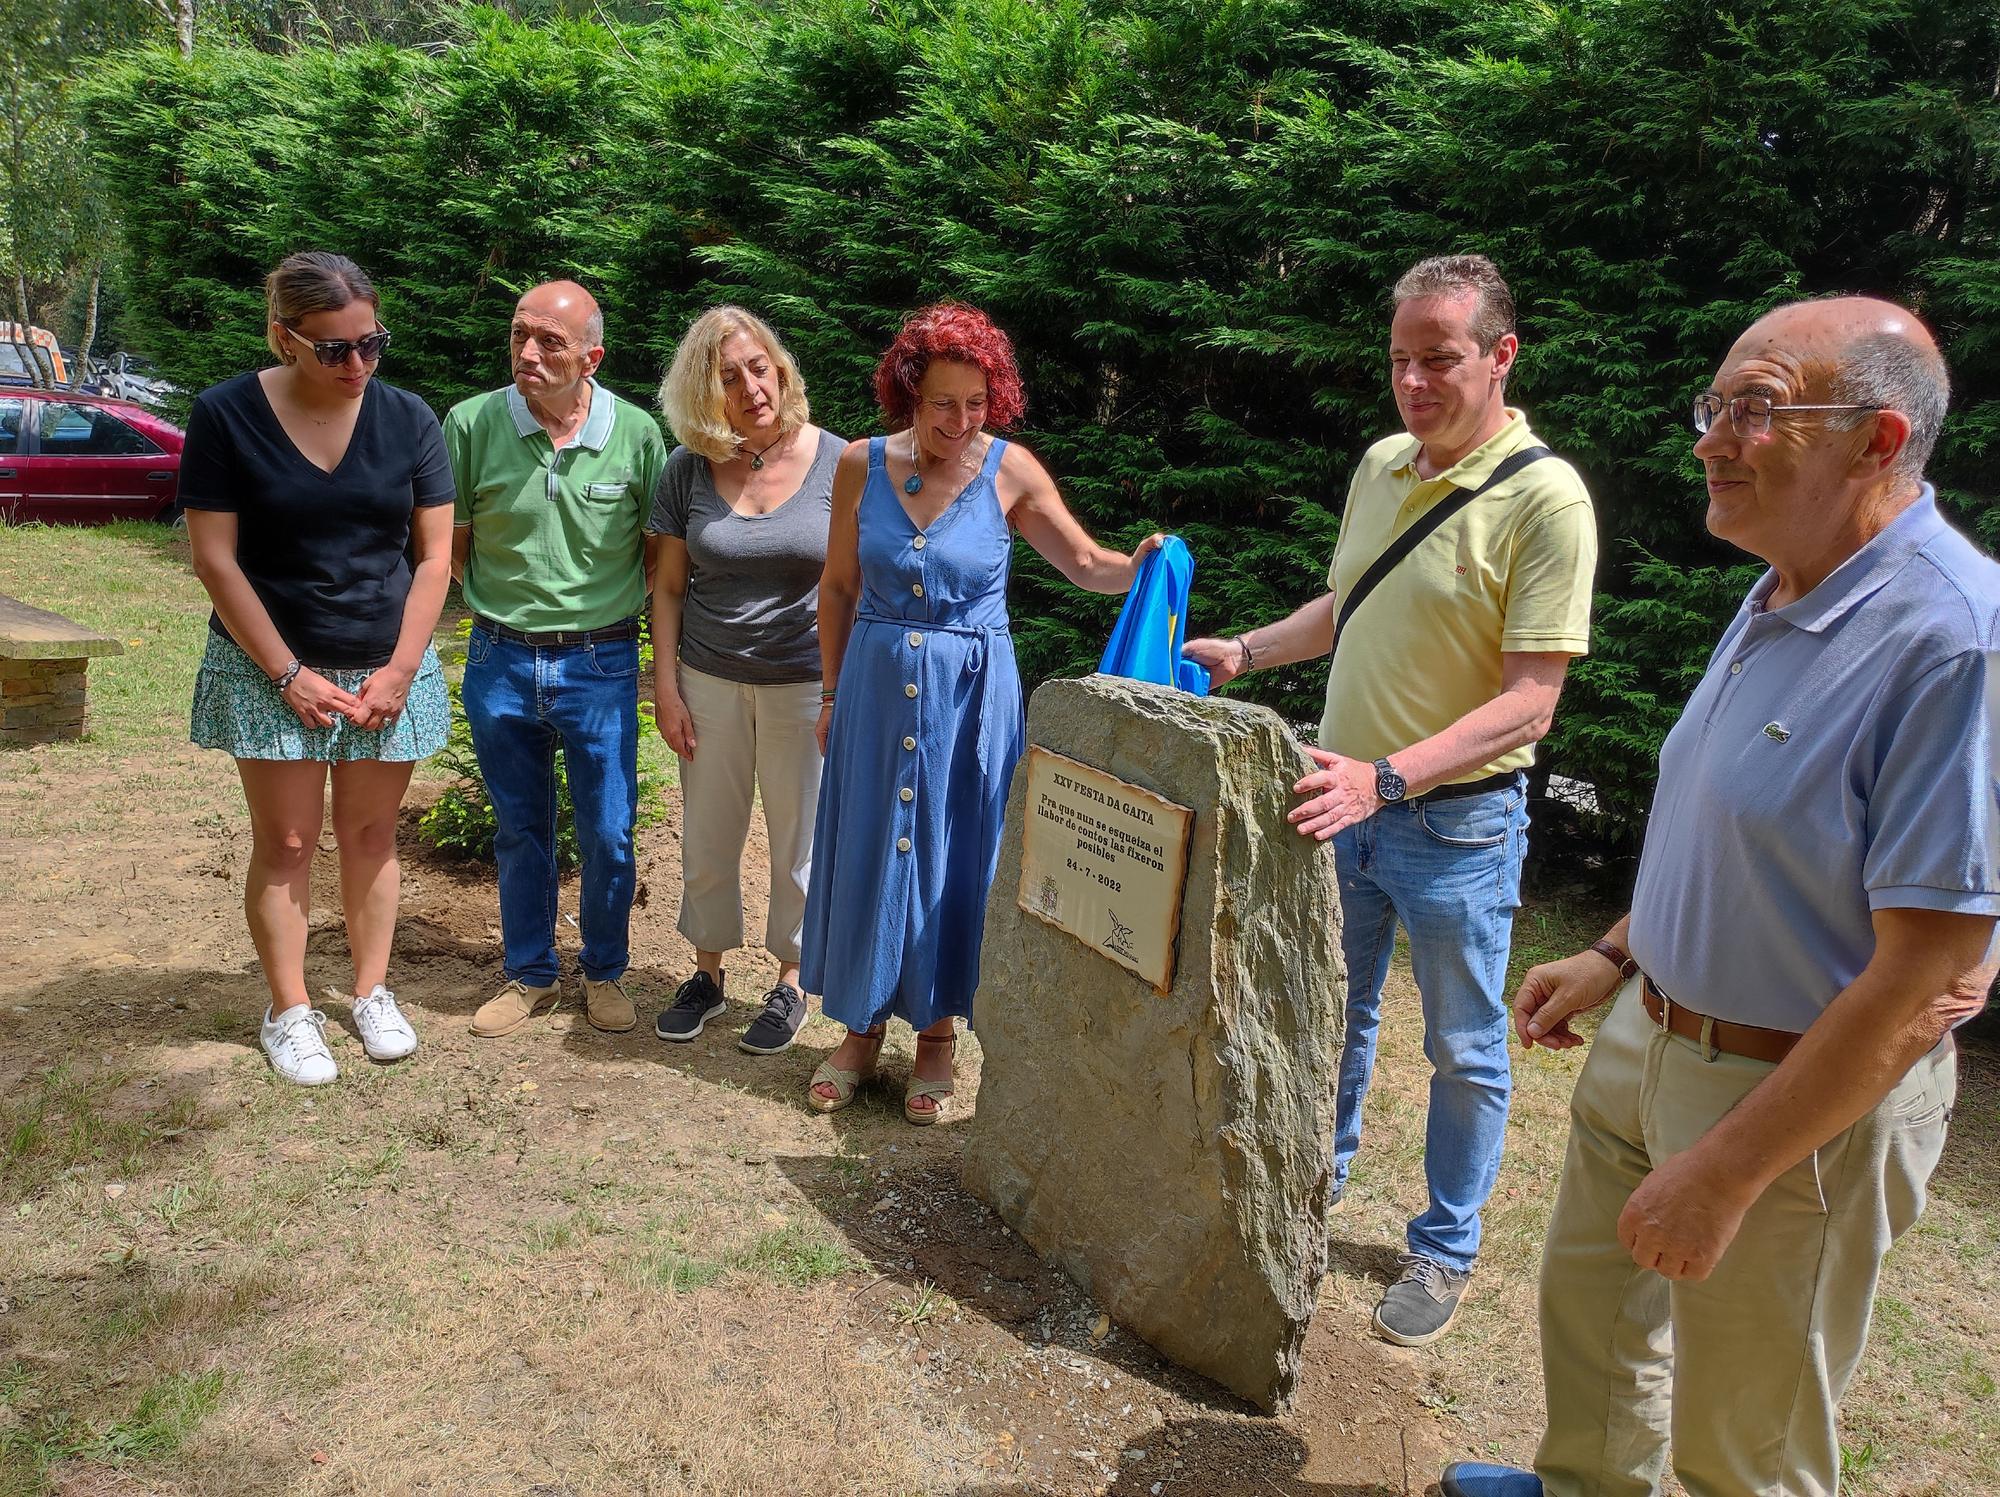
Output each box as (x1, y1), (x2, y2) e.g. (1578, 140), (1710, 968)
(1016, 745), (1194, 994)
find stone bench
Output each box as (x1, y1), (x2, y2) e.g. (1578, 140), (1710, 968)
(0, 594), (123, 746)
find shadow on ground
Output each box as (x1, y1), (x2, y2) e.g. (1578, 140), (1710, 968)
(955, 1413), (1440, 1494)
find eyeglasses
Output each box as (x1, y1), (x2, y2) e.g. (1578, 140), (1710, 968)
(1691, 393), (1877, 439)
(284, 324), (392, 367)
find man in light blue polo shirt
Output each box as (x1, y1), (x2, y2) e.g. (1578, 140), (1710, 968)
(1444, 297), (2000, 1497)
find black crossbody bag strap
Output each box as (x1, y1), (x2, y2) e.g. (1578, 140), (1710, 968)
(1329, 445), (1553, 660)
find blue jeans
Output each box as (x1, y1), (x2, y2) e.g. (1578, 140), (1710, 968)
(461, 625), (639, 988)
(1331, 778), (1528, 1272)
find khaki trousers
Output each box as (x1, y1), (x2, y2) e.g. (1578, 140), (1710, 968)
(673, 664), (823, 965)
(1536, 980), (1955, 1497)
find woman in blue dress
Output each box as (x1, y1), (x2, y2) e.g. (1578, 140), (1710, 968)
(801, 303), (1160, 1124)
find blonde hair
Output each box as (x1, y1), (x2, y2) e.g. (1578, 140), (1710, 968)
(264, 251), (378, 362)
(659, 306), (810, 462)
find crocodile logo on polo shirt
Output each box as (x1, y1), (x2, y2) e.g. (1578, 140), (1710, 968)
(1762, 721), (1792, 743)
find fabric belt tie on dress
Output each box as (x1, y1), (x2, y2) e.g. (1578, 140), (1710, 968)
(1641, 975), (1800, 1064)
(856, 612), (1011, 777)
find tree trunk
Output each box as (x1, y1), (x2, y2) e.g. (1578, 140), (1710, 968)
(72, 265), (101, 390)
(177, 0), (195, 57)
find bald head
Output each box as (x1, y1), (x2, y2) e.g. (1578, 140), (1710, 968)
(1739, 296), (1949, 481)
(517, 280), (604, 349)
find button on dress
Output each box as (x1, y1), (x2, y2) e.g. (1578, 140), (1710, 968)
(800, 436), (1025, 1030)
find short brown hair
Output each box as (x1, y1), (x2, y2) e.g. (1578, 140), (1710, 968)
(1392, 254), (1516, 353)
(264, 251), (379, 362)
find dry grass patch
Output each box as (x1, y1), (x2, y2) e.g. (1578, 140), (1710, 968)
(4, 524), (1995, 1496)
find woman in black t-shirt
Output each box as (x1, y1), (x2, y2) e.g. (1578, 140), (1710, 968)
(183, 251), (454, 1088)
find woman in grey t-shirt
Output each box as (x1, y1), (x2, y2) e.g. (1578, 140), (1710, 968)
(648, 306), (841, 1057)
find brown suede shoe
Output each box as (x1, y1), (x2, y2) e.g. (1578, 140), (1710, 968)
(582, 977), (636, 1034)
(470, 979), (560, 1038)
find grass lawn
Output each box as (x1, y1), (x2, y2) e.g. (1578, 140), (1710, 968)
(0, 521), (1993, 1496)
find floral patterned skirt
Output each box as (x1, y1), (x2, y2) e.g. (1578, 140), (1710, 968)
(190, 629), (448, 763)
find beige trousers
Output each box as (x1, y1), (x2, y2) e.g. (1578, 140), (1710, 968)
(1536, 980), (1955, 1497)
(673, 664), (823, 965)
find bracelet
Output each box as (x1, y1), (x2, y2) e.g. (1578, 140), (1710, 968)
(1234, 634), (1256, 671)
(819, 690), (836, 705)
(272, 660), (303, 693)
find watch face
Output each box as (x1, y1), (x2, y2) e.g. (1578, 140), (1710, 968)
(1374, 760), (1407, 801)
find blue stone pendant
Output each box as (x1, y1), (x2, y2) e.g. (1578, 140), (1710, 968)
(903, 473), (924, 496)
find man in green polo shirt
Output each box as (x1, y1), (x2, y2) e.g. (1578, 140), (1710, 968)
(446, 279), (667, 1042)
(1186, 254), (1597, 1347)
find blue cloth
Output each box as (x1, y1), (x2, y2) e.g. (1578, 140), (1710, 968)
(1332, 779), (1529, 1272)
(1630, 489), (2000, 1032)
(1098, 534), (1210, 694)
(800, 436), (1025, 1031)
(462, 625), (640, 986)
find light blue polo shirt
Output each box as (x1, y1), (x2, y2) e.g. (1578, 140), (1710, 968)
(1629, 488), (2000, 1032)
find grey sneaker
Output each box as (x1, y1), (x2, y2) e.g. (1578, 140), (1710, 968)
(739, 983), (808, 1055)
(1372, 1253), (1469, 1346)
(654, 970), (726, 1042)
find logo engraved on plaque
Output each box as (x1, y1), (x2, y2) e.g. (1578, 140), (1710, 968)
(1103, 910), (1136, 960)
(1035, 875), (1061, 917)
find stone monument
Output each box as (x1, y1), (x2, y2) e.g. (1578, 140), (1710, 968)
(963, 674), (1344, 1412)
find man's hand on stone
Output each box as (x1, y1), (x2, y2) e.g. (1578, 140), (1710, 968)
(1617, 1148), (1758, 1282)
(1182, 636), (1245, 688)
(1288, 747), (1381, 840)
(1515, 952), (1622, 1050)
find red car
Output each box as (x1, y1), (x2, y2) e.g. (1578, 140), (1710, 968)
(0, 390), (183, 525)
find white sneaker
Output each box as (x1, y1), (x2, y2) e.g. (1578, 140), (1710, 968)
(261, 1004), (338, 1086)
(349, 984), (419, 1061)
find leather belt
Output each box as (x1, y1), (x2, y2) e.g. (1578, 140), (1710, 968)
(1642, 976), (1800, 1064)
(1412, 769), (1521, 806)
(474, 615), (640, 647)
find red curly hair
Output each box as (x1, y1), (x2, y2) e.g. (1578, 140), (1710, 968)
(872, 302), (1027, 432)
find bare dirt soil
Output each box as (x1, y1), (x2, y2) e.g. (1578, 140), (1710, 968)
(2, 526), (1991, 1496)
(2, 734), (1478, 1496)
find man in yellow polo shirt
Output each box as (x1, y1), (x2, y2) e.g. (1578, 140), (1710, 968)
(1187, 254), (1597, 1346)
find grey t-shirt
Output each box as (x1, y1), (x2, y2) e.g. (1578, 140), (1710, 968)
(647, 428), (842, 685)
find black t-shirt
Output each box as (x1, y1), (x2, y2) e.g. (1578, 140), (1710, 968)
(179, 372), (454, 669)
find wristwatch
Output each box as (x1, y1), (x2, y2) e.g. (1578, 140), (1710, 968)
(1588, 938), (1639, 980)
(1372, 757), (1408, 803)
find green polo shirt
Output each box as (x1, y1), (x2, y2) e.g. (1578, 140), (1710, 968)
(445, 380), (667, 632)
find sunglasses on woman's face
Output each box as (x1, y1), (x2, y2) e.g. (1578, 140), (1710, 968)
(285, 324), (392, 367)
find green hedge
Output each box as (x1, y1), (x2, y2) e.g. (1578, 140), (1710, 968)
(82, 0), (2000, 856)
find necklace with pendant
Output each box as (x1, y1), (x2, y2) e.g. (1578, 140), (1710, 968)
(745, 431), (787, 471)
(904, 435), (978, 496)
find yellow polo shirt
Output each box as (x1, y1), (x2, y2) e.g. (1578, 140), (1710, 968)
(1317, 410), (1596, 780)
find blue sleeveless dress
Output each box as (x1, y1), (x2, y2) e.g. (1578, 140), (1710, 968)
(800, 436), (1026, 1031)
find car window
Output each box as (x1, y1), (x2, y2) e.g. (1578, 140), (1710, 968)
(36, 402), (161, 457)
(0, 400), (20, 454)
